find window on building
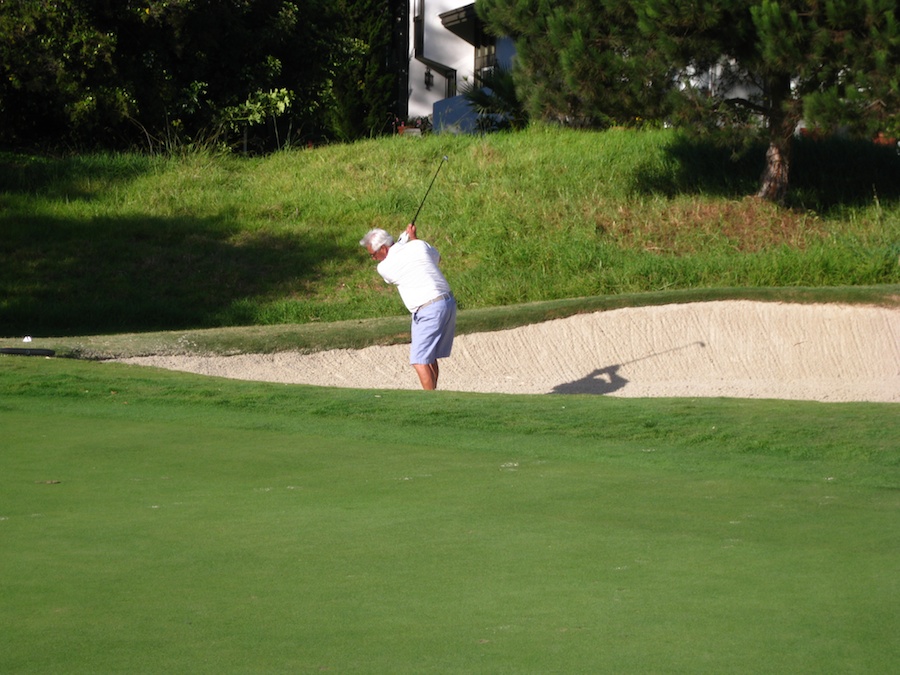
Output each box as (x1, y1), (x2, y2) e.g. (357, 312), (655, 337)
(475, 41), (496, 80)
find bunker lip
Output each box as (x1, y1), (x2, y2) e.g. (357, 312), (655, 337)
(113, 301), (900, 403)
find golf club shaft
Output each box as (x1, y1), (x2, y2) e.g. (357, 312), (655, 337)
(411, 155), (448, 224)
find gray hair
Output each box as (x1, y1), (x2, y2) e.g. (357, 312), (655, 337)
(360, 228), (394, 251)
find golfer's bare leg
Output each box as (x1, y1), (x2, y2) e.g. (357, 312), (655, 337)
(413, 362), (438, 390)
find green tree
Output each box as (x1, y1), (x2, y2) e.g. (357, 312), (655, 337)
(460, 64), (529, 131)
(475, 0), (588, 124)
(0, 0), (341, 151)
(640, 0), (900, 201)
(0, 0), (128, 148)
(327, 0), (404, 141)
(477, 0), (900, 202)
(110, 0), (340, 150)
(476, 0), (672, 126)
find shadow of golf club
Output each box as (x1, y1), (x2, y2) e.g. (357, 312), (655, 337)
(551, 341), (707, 395)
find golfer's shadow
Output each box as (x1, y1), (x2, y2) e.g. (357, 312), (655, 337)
(552, 364), (628, 395)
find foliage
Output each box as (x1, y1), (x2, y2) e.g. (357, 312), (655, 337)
(460, 64), (529, 131)
(0, 0), (127, 149)
(476, 0), (591, 125)
(477, 0), (900, 201)
(476, 0), (672, 127)
(218, 88), (295, 152)
(326, 1), (405, 142)
(0, 0), (405, 151)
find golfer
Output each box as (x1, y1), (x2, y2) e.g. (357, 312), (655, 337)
(360, 223), (456, 390)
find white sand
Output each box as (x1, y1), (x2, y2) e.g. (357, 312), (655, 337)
(115, 301), (900, 402)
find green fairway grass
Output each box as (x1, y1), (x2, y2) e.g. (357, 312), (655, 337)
(2, 356), (897, 673)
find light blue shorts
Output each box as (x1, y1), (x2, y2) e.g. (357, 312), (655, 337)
(410, 295), (457, 364)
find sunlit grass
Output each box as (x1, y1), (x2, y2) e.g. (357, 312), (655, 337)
(1, 357), (897, 673)
(1, 127), (898, 338)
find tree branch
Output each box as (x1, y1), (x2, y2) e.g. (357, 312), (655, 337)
(722, 97), (768, 116)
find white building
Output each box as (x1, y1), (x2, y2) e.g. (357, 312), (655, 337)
(403, 1), (515, 132)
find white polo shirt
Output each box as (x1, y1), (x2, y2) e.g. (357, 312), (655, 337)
(377, 239), (452, 313)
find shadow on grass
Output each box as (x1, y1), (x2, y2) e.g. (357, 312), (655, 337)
(1, 153), (352, 336)
(0, 212), (346, 336)
(631, 134), (900, 211)
(0, 153), (154, 200)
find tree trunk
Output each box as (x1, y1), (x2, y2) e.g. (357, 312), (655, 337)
(756, 74), (796, 204)
(757, 138), (791, 203)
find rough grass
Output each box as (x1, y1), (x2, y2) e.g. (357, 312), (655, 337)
(1, 127), (898, 339)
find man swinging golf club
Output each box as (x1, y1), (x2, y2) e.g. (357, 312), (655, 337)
(360, 222), (456, 390)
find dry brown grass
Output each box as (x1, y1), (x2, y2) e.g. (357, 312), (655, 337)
(593, 197), (827, 254)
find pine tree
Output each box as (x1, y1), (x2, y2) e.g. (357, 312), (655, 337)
(642, 0), (900, 201)
(477, 0), (673, 125)
(478, 0), (900, 202)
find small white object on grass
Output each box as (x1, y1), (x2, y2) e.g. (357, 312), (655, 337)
(23, 336), (32, 343)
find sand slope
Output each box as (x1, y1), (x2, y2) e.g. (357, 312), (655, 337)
(116, 301), (900, 402)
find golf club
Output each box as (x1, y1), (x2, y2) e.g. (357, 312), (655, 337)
(411, 155), (448, 225)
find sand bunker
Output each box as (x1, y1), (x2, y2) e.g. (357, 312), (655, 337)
(116, 301), (899, 402)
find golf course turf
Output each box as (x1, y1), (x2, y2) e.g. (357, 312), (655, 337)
(3, 123), (898, 672)
(2, 355), (897, 673)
